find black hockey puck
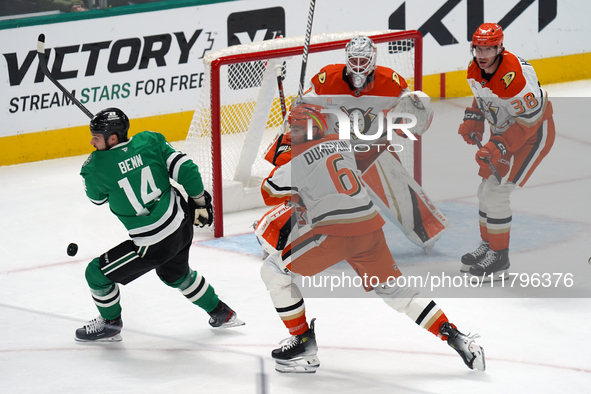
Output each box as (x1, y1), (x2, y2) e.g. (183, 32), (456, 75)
(67, 243), (78, 256)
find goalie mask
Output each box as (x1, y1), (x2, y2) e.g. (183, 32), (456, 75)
(471, 23), (504, 58)
(90, 108), (130, 146)
(287, 104), (328, 142)
(345, 36), (377, 89)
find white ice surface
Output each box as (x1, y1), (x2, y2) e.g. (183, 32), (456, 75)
(1, 80), (591, 393)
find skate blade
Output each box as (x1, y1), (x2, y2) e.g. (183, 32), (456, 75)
(275, 355), (320, 374)
(75, 333), (122, 343)
(469, 343), (486, 371)
(471, 269), (509, 282)
(460, 264), (473, 273)
(217, 316), (245, 328)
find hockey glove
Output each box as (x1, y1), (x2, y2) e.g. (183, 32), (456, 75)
(458, 108), (485, 145)
(475, 140), (507, 168)
(191, 190), (213, 228)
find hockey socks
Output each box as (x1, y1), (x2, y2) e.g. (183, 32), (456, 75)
(169, 268), (220, 313)
(86, 258), (122, 320)
(276, 299), (308, 336)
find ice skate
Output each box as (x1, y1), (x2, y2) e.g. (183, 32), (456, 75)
(75, 316), (122, 342)
(208, 301), (245, 328)
(440, 322), (485, 371)
(272, 318), (320, 373)
(469, 248), (510, 281)
(460, 242), (490, 272)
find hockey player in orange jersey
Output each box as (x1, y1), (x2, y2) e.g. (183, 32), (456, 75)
(259, 35), (449, 254)
(458, 23), (555, 280)
(303, 35), (449, 252)
(259, 103), (485, 374)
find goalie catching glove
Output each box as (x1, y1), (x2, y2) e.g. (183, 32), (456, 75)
(458, 107), (485, 145)
(390, 90), (434, 137)
(190, 190), (213, 227)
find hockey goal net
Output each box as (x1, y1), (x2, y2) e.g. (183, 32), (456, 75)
(185, 30), (423, 237)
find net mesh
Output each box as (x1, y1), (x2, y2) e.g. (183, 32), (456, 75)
(185, 31), (419, 223)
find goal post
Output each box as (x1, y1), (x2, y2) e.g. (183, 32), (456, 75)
(185, 30), (423, 237)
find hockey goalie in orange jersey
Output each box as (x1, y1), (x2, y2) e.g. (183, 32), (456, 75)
(458, 23), (556, 280)
(257, 35), (449, 256)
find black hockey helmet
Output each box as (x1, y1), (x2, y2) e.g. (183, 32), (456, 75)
(90, 108), (130, 143)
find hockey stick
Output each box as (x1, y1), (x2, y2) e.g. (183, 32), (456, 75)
(295, 0), (316, 105)
(262, 1), (315, 164)
(261, 64), (289, 166)
(470, 132), (502, 183)
(37, 34), (94, 119)
(275, 64), (287, 119)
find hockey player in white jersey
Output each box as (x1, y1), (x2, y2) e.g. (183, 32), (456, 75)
(458, 23), (555, 280)
(259, 104), (485, 374)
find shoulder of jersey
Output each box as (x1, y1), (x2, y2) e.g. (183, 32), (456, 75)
(130, 130), (162, 145)
(468, 51), (528, 97)
(372, 65), (407, 92)
(495, 51), (528, 96)
(308, 64), (347, 93)
(81, 152), (94, 169)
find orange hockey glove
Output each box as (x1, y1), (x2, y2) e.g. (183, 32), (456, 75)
(475, 140), (507, 168)
(458, 108), (485, 145)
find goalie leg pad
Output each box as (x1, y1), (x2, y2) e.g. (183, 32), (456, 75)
(361, 151), (450, 250)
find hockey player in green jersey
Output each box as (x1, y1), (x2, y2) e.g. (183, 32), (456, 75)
(75, 108), (244, 342)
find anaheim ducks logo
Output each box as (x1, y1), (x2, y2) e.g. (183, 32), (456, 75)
(318, 71), (327, 84)
(501, 71), (516, 88)
(338, 106), (377, 138)
(392, 71), (401, 87)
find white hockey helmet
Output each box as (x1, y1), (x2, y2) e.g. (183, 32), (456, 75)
(345, 36), (377, 89)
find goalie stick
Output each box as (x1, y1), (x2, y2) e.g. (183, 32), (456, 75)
(470, 132), (502, 183)
(37, 34), (94, 119)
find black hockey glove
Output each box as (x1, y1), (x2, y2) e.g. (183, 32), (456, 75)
(191, 190), (213, 228)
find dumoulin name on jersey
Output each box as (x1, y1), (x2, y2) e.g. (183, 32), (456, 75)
(301, 139), (352, 166)
(81, 131), (204, 246)
(262, 134), (384, 237)
(467, 50), (549, 135)
(303, 64), (409, 145)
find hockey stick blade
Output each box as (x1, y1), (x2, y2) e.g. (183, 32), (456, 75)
(470, 132), (502, 183)
(37, 34), (94, 119)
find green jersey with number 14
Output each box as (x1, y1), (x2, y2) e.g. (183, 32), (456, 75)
(81, 130), (204, 246)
